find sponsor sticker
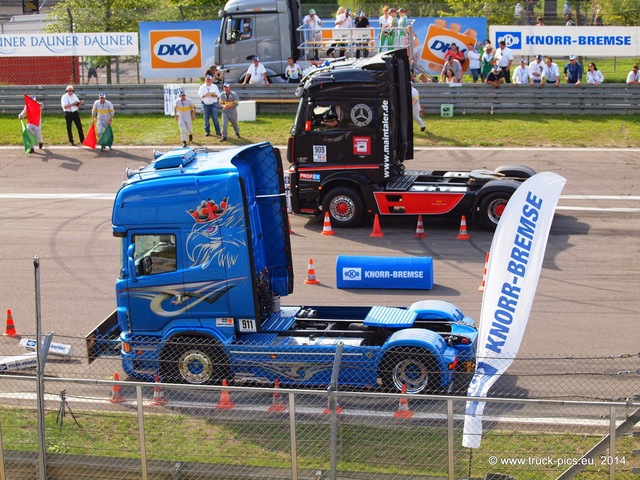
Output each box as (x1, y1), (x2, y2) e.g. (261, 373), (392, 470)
(353, 136), (371, 155)
(150, 29), (201, 69)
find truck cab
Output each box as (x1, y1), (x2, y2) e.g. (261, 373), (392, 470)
(214, 0), (302, 82)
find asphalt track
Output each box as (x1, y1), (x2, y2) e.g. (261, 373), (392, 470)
(0, 144), (638, 361)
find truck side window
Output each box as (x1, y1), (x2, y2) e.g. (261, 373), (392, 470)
(227, 18), (253, 43)
(310, 105), (341, 131)
(132, 234), (177, 276)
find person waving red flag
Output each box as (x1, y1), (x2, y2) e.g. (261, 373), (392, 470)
(82, 122), (97, 149)
(24, 95), (41, 127)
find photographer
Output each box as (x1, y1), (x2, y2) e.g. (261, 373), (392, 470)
(208, 65), (226, 85)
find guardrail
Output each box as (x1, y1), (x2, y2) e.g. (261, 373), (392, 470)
(2, 83), (640, 116)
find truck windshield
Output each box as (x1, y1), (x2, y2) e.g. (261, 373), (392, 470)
(132, 234), (177, 276)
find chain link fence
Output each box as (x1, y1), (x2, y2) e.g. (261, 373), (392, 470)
(0, 333), (639, 478)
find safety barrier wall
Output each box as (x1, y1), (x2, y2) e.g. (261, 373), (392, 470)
(2, 84), (640, 116)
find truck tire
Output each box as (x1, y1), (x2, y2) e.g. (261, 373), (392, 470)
(160, 337), (229, 385)
(322, 187), (364, 228)
(478, 191), (512, 230)
(380, 348), (437, 394)
(494, 165), (536, 179)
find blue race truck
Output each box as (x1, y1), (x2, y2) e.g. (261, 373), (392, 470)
(86, 143), (478, 393)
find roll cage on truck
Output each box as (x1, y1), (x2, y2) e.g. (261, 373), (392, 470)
(86, 142), (478, 394)
(286, 49), (536, 229)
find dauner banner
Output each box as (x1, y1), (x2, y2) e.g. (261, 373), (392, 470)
(0, 33), (138, 57)
(462, 172), (566, 449)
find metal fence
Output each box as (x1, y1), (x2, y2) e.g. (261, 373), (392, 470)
(0, 333), (639, 479)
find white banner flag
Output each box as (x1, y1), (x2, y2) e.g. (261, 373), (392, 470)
(462, 172), (566, 449)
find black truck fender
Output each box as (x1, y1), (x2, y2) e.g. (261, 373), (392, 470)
(472, 179), (522, 230)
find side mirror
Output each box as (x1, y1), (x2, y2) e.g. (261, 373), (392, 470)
(127, 244), (137, 283)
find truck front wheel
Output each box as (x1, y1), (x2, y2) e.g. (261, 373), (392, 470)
(322, 187), (364, 228)
(160, 337), (229, 385)
(478, 191), (512, 230)
(381, 348), (437, 394)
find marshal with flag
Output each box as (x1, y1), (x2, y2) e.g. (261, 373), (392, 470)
(462, 172), (566, 449)
(24, 95), (41, 127)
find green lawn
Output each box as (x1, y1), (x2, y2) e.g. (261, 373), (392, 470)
(3, 112), (640, 148)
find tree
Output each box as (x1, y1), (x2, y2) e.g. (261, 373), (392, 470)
(594, 0), (640, 25)
(441, 0), (514, 25)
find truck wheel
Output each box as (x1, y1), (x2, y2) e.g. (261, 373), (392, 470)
(160, 337), (229, 385)
(322, 187), (364, 228)
(478, 191), (512, 230)
(381, 348), (437, 394)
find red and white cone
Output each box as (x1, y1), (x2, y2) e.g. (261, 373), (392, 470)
(320, 212), (335, 236)
(393, 384), (413, 418)
(150, 375), (168, 406)
(370, 213), (384, 237)
(304, 258), (320, 285)
(413, 215), (427, 238)
(268, 378), (287, 413)
(109, 372), (126, 404)
(478, 252), (489, 292)
(456, 215), (471, 240)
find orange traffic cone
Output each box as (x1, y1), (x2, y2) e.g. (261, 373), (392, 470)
(4, 309), (18, 337)
(150, 375), (168, 406)
(393, 384), (413, 418)
(456, 215), (471, 240)
(320, 212), (335, 236)
(370, 213), (384, 237)
(109, 372), (126, 404)
(216, 379), (235, 410)
(413, 215), (427, 238)
(323, 397), (343, 415)
(304, 258), (320, 285)
(268, 378), (287, 413)
(478, 252), (489, 292)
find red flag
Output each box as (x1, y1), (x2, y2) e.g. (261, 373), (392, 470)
(83, 122), (97, 149)
(24, 95), (41, 127)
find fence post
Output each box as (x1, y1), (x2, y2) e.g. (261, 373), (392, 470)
(288, 393), (298, 480)
(136, 386), (149, 480)
(328, 342), (344, 480)
(0, 416), (5, 480)
(33, 256), (47, 480)
(609, 405), (616, 479)
(447, 399), (455, 480)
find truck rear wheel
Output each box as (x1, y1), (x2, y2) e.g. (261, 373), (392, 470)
(322, 187), (364, 228)
(160, 337), (229, 385)
(380, 348), (437, 394)
(478, 191), (511, 230)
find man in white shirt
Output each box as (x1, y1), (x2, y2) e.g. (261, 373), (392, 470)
(60, 85), (85, 145)
(494, 40), (514, 83)
(198, 73), (221, 137)
(541, 57), (560, 87)
(302, 9), (322, 60)
(242, 56), (270, 85)
(529, 55), (544, 84)
(626, 65), (640, 85)
(512, 58), (532, 85)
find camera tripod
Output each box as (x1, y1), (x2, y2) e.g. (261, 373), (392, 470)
(56, 389), (81, 429)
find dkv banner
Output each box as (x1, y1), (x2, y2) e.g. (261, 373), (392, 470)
(462, 172), (566, 449)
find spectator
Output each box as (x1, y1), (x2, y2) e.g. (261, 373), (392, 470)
(208, 65), (225, 85)
(513, 58), (532, 85)
(92, 92), (115, 151)
(541, 57), (560, 87)
(495, 40), (514, 83)
(485, 65), (505, 88)
(174, 90), (196, 148)
(18, 95), (44, 152)
(441, 55), (462, 83)
(354, 10), (371, 59)
(60, 85), (85, 146)
(219, 83), (241, 141)
(529, 55), (544, 84)
(86, 58), (98, 85)
(443, 69), (457, 84)
(198, 73), (221, 137)
(481, 44), (494, 82)
(514, 2), (524, 24)
(564, 55), (583, 86)
(626, 65), (640, 85)
(242, 56), (270, 85)
(411, 83), (425, 132)
(466, 42), (481, 83)
(240, 23), (252, 40)
(565, 12), (575, 26)
(445, 42), (465, 66)
(302, 8), (322, 60)
(378, 6), (395, 52)
(285, 57), (302, 83)
(586, 63), (604, 85)
(327, 7), (351, 58)
(536, 16), (545, 26)
(395, 8), (409, 49)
